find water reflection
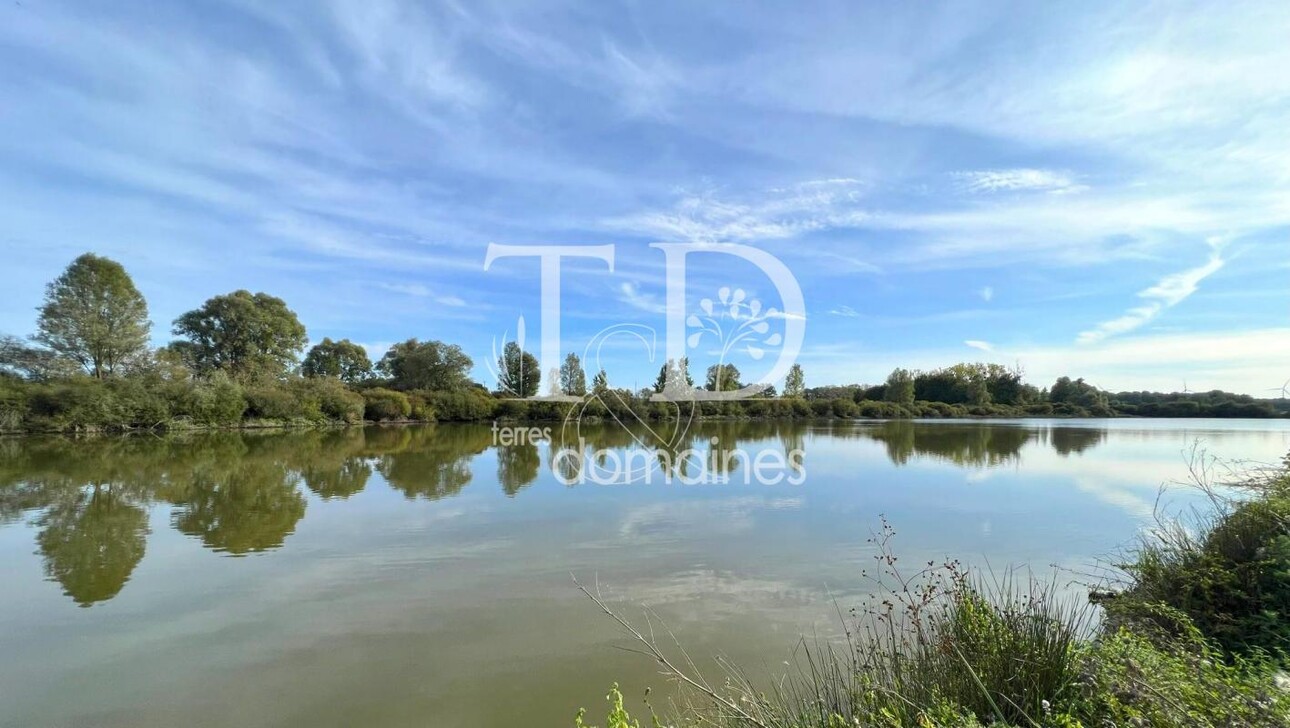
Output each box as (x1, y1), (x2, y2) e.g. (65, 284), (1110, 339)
(0, 421), (1119, 606)
(1049, 426), (1108, 456)
(37, 484), (148, 606)
(376, 426), (490, 501)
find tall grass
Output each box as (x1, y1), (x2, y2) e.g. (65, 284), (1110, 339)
(1106, 451), (1290, 659)
(577, 454), (1290, 728)
(580, 519), (1094, 727)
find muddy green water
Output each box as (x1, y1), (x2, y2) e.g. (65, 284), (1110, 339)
(2, 419), (1288, 727)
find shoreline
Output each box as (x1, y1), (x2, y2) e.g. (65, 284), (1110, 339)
(3, 411), (1287, 438)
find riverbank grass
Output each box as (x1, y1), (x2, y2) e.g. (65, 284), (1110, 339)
(578, 458), (1290, 727)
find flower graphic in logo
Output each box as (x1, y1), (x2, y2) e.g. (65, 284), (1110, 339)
(686, 286), (784, 362)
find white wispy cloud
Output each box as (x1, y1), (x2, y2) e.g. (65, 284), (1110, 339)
(377, 282), (467, 307)
(979, 286), (994, 302)
(964, 340), (994, 352)
(956, 169), (1084, 194)
(607, 179), (869, 243)
(1077, 246), (1226, 344)
(830, 305), (861, 318)
(617, 280), (667, 314)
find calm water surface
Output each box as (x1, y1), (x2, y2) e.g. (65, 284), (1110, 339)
(2, 419), (1289, 727)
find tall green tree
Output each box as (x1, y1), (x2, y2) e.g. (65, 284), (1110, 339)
(560, 352), (587, 396)
(35, 253), (151, 379)
(1050, 376), (1109, 410)
(704, 363), (742, 392)
(302, 338), (372, 383)
(170, 290), (307, 382)
(884, 368), (915, 405)
(497, 341), (539, 397)
(591, 369), (609, 394)
(653, 358), (696, 394)
(784, 363), (806, 398)
(376, 339), (472, 391)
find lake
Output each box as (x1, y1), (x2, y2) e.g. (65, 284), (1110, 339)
(2, 419), (1289, 727)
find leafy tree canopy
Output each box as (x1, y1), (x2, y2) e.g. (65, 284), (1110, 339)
(171, 290), (307, 382)
(784, 363), (806, 398)
(705, 363), (742, 392)
(376, 338), (473, 391)
(303, 337), (372, 383)
(560, 352), (587, 396)
(35, 253), (151, 379)
(497, 341), (539, 397)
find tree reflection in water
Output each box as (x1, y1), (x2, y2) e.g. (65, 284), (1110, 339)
(0, 420), (1107, 605)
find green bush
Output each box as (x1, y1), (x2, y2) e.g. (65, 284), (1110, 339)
(180, 372), (246, 425)
(786, 397), (812, 417)
(1071, 624), (1290, 727)
(404, 391), (436, 422)
(107, 377), (171, 425)
(857, 400), (910, 418)
(0, 378), (28, 431)
(421, 390), (498, 421)
(245, 385), (308, 420)
(494, 398), (529, 419)
(526, 400), (574, 421)
(362, 388), (411, 421)
(26, 379), (121, 430)
(830, 398), (859, 418)
(1111, 472), (1290, 658)
(297, 378), (365, 423)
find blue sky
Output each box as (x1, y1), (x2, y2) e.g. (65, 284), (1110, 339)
(2, 0), (1288, 394)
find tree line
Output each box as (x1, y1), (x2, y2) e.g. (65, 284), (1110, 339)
(0, 253), (1285, 433)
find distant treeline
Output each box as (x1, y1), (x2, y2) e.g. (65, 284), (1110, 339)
(804, 364), (1290, 420)
(1, 253), (1286, 433)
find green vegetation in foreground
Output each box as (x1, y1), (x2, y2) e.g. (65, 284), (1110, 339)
(578, 457), (1290, 727)
(2, 253), (1287, 433)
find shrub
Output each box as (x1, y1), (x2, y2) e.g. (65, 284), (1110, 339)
(26, 379), (121, 430)
(494, 398), (529, 419)
(421, 390), (497, 421)
(1071, 623), (1290, 727)
(786, 397), (812, 417)
(107, 377), (171, 425)
(362, 388), (410, 421)
(181, 372), (246, 425)
(0, 378), (27, 431)
(830, 398), (859, 418)
(404, 391), (436, 422)
(526, 400), (574, 421)
(245, 385), (308, 420)
(810, 399), (834, 417)
(1111, 471), (1290, 658)
(857, 400), (910, 419)
(298, 378), (365, 423)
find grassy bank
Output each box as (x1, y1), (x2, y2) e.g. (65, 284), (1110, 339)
(578, 457), (1290, 727)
